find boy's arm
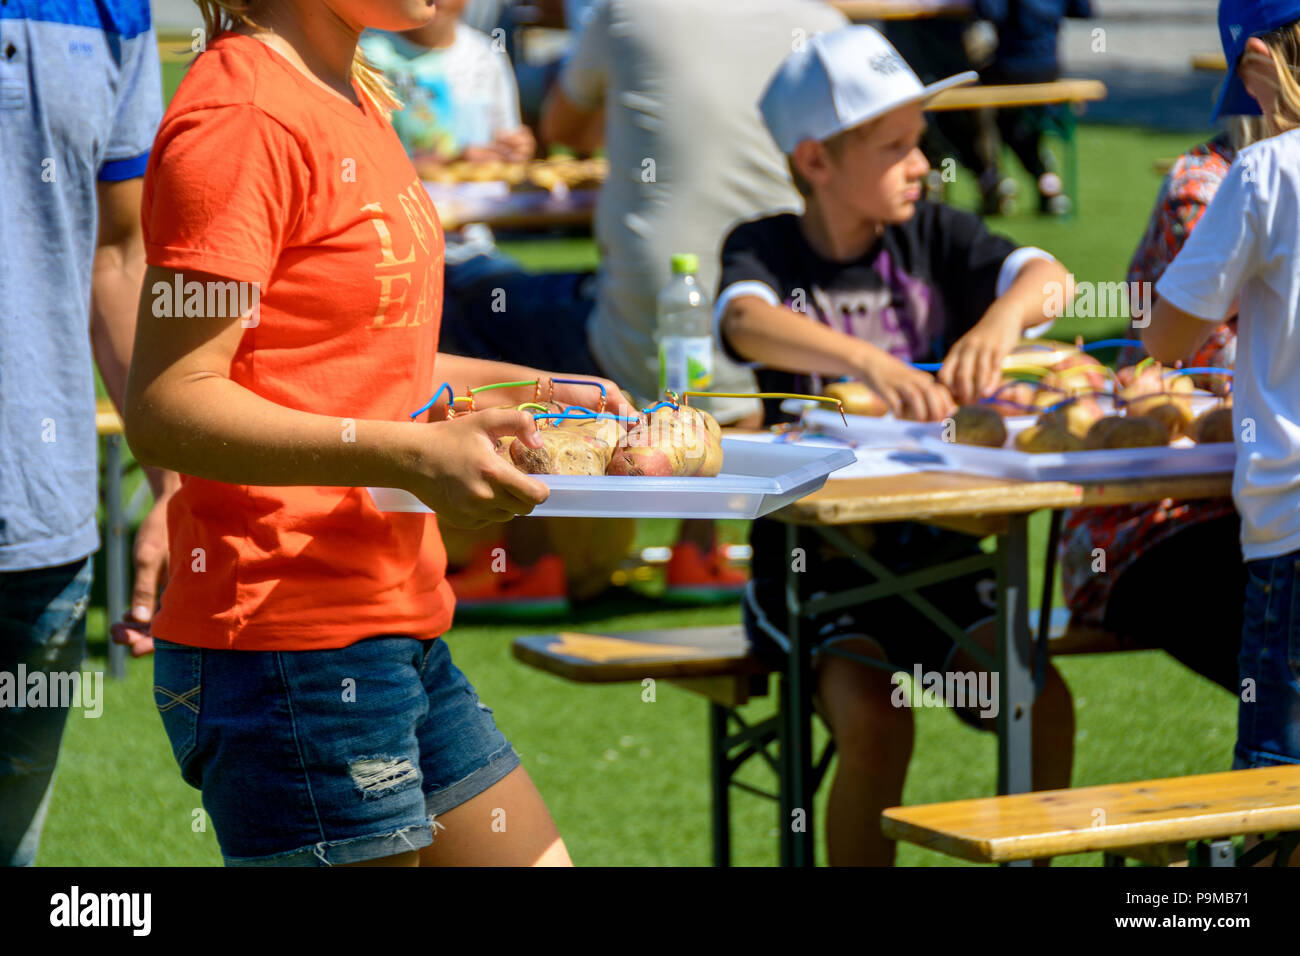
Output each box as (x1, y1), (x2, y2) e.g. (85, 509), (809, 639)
(1141, 298), (1219, 364)
(939, 256), (1068, 404)
(539, 0), (608, 154)
(720, 295), (954, 422)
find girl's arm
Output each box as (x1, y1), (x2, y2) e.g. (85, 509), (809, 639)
(938, 257), (1070, 404)
(125, 266), (549, 528)
(720, 294), (955, 421)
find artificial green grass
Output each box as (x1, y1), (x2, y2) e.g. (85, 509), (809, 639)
(46, 114), (1237, 866)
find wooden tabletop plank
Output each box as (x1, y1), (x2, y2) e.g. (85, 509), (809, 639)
(1191, 51), (1228, 72)
(778, 470), (1233, 525)
(882, 765), (1300, 862)
(926, 79), (1107, 111)
(96, 398), (124, 437)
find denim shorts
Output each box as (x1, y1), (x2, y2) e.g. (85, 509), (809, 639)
(1235, 552), (1300, 769)
(152, 635), (520, 866)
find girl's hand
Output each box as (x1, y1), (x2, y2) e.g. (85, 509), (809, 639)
(547, 374), (637, 417)
(403, 408), (550, 529)
(939, 308), (1023, 405)
(856, 346), (955, 422)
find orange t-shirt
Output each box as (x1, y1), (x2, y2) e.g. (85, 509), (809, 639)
(143, 32), (453, 650)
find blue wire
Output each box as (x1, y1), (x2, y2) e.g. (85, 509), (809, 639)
(410, 382), (453, 420)
(1081, 338), (1143, 352)
(911, 362), (942, 372)
(1165, 366), (1234, 377)
(550, 377), (607, 397)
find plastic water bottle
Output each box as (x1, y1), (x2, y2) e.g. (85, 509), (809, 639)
(657, 253), (714, 398)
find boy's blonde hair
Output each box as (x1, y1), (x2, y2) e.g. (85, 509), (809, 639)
(1244, 21), (1300, 137)
(193, 1), (401, 114)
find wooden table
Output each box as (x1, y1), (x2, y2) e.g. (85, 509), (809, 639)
(829, 0), (971, 20)
(767, 466), (1233, 866)
(429, 186), (599, 233)
(928, 79), (1107, 220)
(1191, 51), (1229, 73)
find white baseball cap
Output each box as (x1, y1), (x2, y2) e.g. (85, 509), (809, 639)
(759, 25), (978, 154)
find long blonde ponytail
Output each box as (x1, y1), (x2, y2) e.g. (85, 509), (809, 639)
(192, 1), (401, 114)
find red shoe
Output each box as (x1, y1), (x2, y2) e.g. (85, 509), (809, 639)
(449, 551), (570, 618)
(664, 542), (749, 604)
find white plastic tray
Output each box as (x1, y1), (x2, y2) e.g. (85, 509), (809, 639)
(915, 418), (1235, 483)
(367, 438), (857, 519)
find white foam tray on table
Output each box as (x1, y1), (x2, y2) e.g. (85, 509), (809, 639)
(367, 438), (857, 520)
(914, 418), (1235, 483)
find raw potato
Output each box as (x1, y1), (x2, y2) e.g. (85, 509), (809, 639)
(986, 380), (1039, 417)
(1014, 424), (1084, 453)
(951, 405), (1008, 447)
(1128, 394), (1194, 441)
(645, 406), (725, 476)
(1088, 416), (1169, 450)
(1041, 354), (1110, 396)
(1038, 395), (1106, 440)
(1082, 416), (1126, 451)
(606, 424), (685, 476)
(555, 414), (625, 467)
(1190, 406), (1234, 444)
(823, 381), (889, 417)
(509, 430), (608, 476)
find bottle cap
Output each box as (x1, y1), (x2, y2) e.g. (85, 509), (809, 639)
(671, 253), (699, 275)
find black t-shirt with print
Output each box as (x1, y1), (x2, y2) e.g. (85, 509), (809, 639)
(717, 201), (1017, 424)
(717, 201), (1019, 609)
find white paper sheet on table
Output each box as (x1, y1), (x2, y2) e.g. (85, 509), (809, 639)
(724, 431), (950, 480)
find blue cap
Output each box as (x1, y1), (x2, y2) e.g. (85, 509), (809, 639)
(1214, 0), (1300, 119)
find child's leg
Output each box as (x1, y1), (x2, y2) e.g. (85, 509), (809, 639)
(418, 765), (571, 867)
(950, 619), (1076, 793)
(815, 636), (915, 867)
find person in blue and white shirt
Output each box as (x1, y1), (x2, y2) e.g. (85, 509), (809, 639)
(0, 0), (169, 866)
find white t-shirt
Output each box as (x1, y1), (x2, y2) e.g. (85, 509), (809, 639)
(560, 0), (847, 421)
(1156, 128), (1300, 562)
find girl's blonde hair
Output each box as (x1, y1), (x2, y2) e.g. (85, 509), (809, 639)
(1242, 21), (1300, 137)
(194, 1), (401, 114)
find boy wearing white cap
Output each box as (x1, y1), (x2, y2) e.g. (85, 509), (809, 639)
(718, 26), (1076, 866)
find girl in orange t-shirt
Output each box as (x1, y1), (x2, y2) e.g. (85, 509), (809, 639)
(126, 0), (626, 867)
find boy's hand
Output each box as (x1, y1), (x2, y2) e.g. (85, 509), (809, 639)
(939, 307), (1023, 405)
(856, 346), (955, 422)
(402, 409), (550, 529)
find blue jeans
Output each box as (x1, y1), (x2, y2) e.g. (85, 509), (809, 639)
(0, 557), (93, 866)
(1235, 551), (1300, 768)
(152, 635), (520, 866)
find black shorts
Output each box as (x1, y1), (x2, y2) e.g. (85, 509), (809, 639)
(742, 521), (999, 677)
(1104, 514), (1244, 693)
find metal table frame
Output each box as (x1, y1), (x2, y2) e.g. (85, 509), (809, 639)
(704, 509), (1049, 866)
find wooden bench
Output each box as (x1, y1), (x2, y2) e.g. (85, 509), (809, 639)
(514, 625), (777, 865)
(512, 625), (767, 707)
(882, 765), (1300, 865)
(512, 613), (1134, 865)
